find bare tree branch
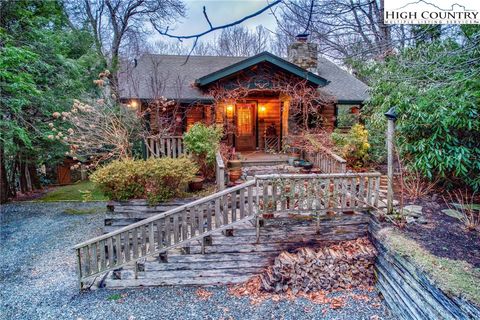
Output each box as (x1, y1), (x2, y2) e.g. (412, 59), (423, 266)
(155, 0), (282, 41)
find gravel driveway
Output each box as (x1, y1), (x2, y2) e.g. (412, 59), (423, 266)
(0, 202), (395, 320)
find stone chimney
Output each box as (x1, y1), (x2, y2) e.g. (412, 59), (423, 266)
(287, 33), (318, 73)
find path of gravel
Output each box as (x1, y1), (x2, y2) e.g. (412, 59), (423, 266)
(0, 202), (396, 320)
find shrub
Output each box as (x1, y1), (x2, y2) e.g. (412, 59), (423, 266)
(183, 123), (223, 180)
(353, 28), (480, 190)
(336, 105), (359, 128)
(90, 158), (197, 204)
(143, 158), (198, 204)
(332, 124), (370, 168)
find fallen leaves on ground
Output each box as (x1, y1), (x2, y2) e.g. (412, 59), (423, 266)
(228, 275), (376, 309)
(195, 288), (213, 300)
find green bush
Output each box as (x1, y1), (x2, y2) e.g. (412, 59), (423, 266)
(355, 28), (480, 190)
(336, 105), (359, 128)
(90, 158), (198, 204)
(183, 123), (223, 180)
(332, 124), (370, 168)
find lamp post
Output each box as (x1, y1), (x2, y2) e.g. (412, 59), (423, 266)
(384, 107), (397, 214)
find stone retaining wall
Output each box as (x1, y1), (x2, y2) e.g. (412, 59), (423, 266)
(369, 215), (480, 320)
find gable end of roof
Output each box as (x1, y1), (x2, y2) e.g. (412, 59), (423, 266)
(195, 51), (329, 87)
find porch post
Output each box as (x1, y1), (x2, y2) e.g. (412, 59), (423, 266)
(384, 107), (397, 215)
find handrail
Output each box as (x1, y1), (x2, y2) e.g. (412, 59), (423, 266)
(75, 172), (381, 289)
(215, 150), (226, 191)
(255, 172), (379, 179)
(304, 146), (347, 173)
(74, 180), (254, 249)
(255, 172), (381, 215)
(74, 179), (257, 288)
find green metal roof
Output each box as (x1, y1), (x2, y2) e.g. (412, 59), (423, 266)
(195, 51), (328, 87)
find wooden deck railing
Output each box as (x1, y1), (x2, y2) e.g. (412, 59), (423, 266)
(304, 147), (347, 173)
(145, 136), (184, 158)
(255, 173), (381, 214)
(215, 151), (226, 191)
(74, 172), (381, 289)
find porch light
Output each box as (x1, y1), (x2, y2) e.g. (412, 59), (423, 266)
(259, 106), (266, 114)
(226, 105), (234, 118)
(129, 100), (139, 109)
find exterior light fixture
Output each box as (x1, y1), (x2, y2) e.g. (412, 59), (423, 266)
(259, 106), (266, 113)
(130, 100), (139, 109)
(384, 107), (397, 121)
(226, 105), (234, 118)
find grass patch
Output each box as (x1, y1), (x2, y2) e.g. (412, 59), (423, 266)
(107, 293), (122, 301)
(39, 180), (108, 202)
(63, 208), (100, 215)
(379, 228), (480, 305)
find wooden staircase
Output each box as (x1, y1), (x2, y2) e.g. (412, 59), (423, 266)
(103, 213), (369, 288)
(74, 173), (382, 290)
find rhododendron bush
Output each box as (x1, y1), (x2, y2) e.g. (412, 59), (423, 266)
(48, 71), (143, 169)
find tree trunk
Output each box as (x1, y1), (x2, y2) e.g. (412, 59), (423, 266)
(0, 144), (10, 203)
(28, 162), (40, 190)
(109, 39), (121, 99)
(18, 157), (28, 193)
(376, 0), (392, 53)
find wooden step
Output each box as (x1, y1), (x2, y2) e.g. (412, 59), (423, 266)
(103, 212), (370, 288)
(104, 274), (253, 287)
(143, 257), (272, 271)
(241, 159), (289, 167)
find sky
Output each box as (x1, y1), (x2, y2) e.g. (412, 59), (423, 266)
(149, 0), (279, 46)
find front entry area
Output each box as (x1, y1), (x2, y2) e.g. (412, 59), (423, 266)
(214, 97), (283, 152)
(235, 102), (257, 151)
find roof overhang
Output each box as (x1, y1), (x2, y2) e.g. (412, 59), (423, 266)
(336, 99), (365, 105)
(195, 51), (328, 87)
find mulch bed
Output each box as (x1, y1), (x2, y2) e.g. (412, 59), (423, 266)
(398, 194), (480, 267)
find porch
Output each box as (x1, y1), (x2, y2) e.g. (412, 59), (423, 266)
(144, 134), (348, 191)
(213, 95), (288, 153)
(238, 151), (289, 167)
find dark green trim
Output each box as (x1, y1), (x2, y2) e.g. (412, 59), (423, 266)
(177, 98), (214, 104)
(337, 100), (365, 105)
(120, 98), (214, 105)
(195, 51), (328, 87)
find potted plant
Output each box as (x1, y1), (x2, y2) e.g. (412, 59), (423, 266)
(189, 175), (204, 192)
(228, 159), (242, 170)
(228, 168), (242, 183)
(288, 147), (301, 166)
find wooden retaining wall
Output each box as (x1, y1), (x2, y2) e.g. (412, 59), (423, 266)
(105, 199), (197, 233)
(369, 216), (480, 320)
(103, 212), (371, 288)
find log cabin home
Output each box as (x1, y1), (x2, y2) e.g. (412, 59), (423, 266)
(118, 35), (368, 154)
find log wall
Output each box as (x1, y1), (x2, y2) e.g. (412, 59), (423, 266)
(369, 215), (480, 320)
(257, 98), (281, 150)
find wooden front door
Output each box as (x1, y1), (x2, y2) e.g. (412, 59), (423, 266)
(235, 103), (256, 151)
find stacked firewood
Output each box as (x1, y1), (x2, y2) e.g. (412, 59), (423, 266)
(260, 237), (377, 293)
